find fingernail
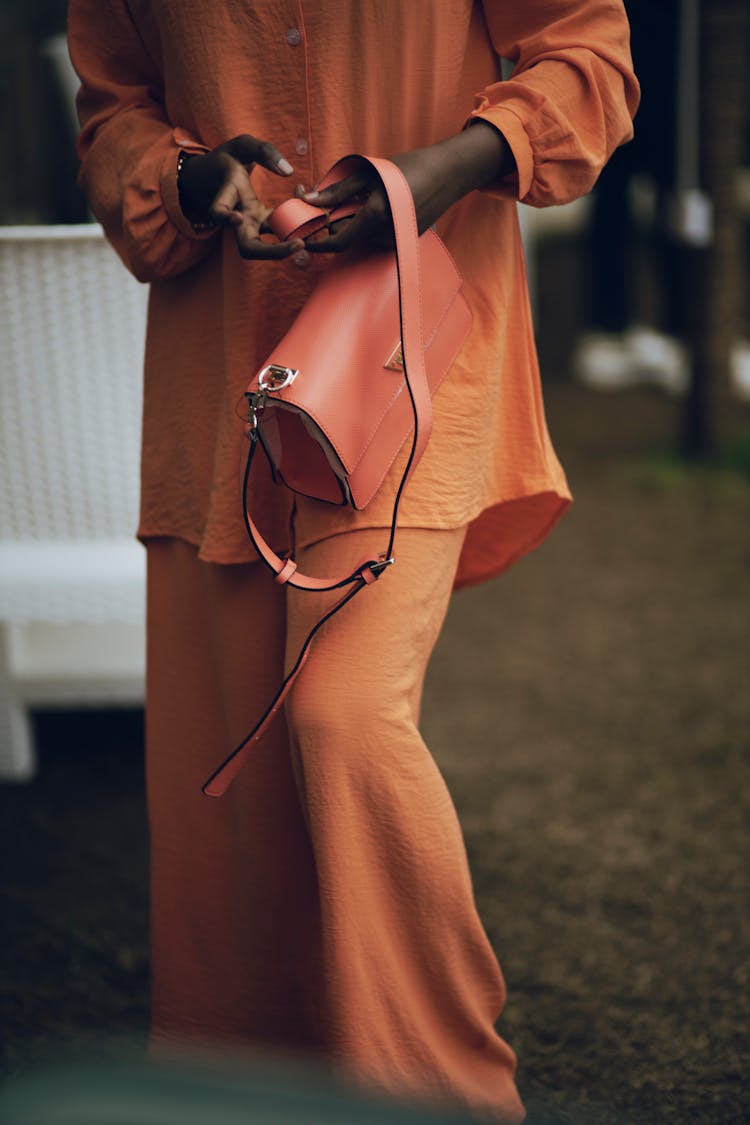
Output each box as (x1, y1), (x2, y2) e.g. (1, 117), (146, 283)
(277, 158), (294, 175)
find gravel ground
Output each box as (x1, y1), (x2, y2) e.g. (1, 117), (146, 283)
(1, 381), (748, 1124)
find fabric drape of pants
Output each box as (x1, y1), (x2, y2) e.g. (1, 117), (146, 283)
(145, 527), (524, 1123)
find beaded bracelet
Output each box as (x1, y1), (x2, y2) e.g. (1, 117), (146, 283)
(176, 150), (215, 233)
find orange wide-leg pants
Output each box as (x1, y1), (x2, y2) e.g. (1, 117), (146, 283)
(145, 527), (524, 1122)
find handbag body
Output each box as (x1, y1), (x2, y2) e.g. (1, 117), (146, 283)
(250, 219), (470, 510)
(203, 155), (471, 797)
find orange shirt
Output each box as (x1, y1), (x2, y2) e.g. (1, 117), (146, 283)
(69, 1), (638, 589)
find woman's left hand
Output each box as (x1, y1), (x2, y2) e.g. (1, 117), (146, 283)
(299, 121), (515, 254)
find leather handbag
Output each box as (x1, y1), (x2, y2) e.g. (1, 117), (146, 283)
(202, 154), (471, 797)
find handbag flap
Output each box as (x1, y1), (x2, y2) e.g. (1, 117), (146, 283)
(247, 229), (466, 475)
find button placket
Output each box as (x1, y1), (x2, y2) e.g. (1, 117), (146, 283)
(285, 2), (313, 271)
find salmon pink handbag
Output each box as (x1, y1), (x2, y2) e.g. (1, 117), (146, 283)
(203, 155), (471, 797)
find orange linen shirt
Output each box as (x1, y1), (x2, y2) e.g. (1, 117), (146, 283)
(69, 1), (638, 589)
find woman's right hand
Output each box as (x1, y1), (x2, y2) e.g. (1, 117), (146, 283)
(178, 135), (304, 260)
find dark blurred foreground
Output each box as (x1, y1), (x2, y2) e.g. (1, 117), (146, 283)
(0, 1049), (483, 1125)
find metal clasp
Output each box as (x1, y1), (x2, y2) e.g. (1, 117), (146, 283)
(258, 364), (299, 391)
(245, 389), (267, 434)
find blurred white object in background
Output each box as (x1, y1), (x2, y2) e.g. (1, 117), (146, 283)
(573, 327), (750, 400)
(626, 325), (690, 395)
(729, 340), (750, 403)
(41, 33), (81, 135)
(572, 324), (689, 396)
(518, 194), (591, 321)
(0, 225), (148, 780)
(571, 331), (641, 392)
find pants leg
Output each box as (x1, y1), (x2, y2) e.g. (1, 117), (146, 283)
(145, 537), (324, 1053)
(285, 526), (524, 1122)
(146, 530), (524, 1122)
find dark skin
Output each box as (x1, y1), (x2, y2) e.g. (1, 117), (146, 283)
(178, 122), (515, 259)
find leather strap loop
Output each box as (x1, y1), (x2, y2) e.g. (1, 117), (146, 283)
(267, 197), (360, 242)
(274, 558), (298, 584)
(360, 564), (379, 585)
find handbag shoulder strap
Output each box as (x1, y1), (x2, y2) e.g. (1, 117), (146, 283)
(203, 156), (432, 797)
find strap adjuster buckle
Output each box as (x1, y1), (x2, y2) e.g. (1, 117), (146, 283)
(363, 555), (395, 582)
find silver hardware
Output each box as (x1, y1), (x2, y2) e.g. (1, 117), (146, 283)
(258, 364), (299, 391)
(245, 390), (267, 432)
(368, 556), (396, 576)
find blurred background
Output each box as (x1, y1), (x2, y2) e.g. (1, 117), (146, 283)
(1, 2), (748, 1124)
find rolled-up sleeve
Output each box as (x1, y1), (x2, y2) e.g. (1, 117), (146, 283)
(469, 0), (640, 206)
(68, 0), (216, 283)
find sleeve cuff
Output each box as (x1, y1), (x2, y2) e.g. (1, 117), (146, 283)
(160, 137), (218, 242)
(466, 106), (535, 202)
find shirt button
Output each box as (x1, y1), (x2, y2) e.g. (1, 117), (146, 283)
(295, 138), (308, 157)
(286, 27), (302, 46)
(293, 249), (311, 268)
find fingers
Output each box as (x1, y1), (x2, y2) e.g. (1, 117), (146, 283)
(205, 156), (302, 258)
(207, 155), (260, 226)
(304, 209), (372, 254)
(188, 134), (303, 260)
(221, 134), (294, 177)
(234, 233), (305, 260)
(226, 192), (304, 259)
(301, 169), (372, 209)
(305, 192), (394, 254)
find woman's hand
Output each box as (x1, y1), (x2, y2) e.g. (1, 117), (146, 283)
(299, 122), (515, 254)
(178, 135), (305, 260)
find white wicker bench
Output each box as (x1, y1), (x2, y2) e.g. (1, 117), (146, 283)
(0, 224), (148, 780)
